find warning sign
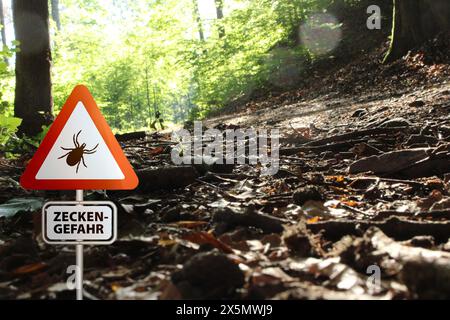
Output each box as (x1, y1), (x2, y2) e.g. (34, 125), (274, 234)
(43, 201), (117, 244)
(20, 85), (139, 190)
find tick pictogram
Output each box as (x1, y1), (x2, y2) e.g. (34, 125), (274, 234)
(58, 130), (99, 173)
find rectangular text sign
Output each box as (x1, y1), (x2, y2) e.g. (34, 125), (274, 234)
(43, 201), (117, 245)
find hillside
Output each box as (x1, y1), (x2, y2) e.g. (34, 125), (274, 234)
(1, 0), (450, 301)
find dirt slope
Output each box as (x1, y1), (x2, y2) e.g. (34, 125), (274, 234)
(1, 1), (450, 300)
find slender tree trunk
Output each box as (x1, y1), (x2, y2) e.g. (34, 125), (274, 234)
(384, 0), (450, 63)
(144, 67), (152, 128)
(192, 0), (204, 41)
(215, 0), (225, 38)
(288, 0), (301, 45)
(0, 0), (6, 46)
(152, 85), (157, 114)
(0, 0), (7, 64)
(50, 0), (61, 30)
(13, 0), (52, 136)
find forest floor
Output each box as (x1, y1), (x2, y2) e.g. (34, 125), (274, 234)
(1, 16), (450, 300)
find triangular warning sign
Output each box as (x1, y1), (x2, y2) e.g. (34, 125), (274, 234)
(20, 85), (139, 190)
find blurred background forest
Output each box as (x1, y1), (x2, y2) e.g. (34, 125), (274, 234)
(1, 0), (450, 301)
(0, 0), (348, 141)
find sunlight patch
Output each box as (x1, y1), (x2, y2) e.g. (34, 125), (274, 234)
(299, 13), (342, 56)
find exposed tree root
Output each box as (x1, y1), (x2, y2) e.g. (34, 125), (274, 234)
(307, 216), (450, 243)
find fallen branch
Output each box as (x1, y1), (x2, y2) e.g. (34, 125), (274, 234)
(307, 216), (450, 243)
(366, 228), (450, 299)
(349, 143), (450, 178)
(305, 127), (414, 147)
(397, 156), (450, 179)
(115, 131), (146, 141)
(349, 177), (426, 190)
(273, 283), (385, 300)
(280, 139), (366, 156)
(136, 166), (199, 192)
(213, 208), (286, 233)
(375, 209), (450, 221)
(348, 148), (430, 175)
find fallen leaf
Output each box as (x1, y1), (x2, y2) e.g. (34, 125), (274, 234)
(0, 198), (44, 218)
(170, 221), (208, 229)
(158, 239), (178, 247)
(13, 262), (47, 276)
(149, 146), (164, 156)
(327, 175), (345, 184)
(307, 216), (320, 223)
(182, 231), (234, 253)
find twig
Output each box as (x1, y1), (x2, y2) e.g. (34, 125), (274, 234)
(305, 127), (416, 147)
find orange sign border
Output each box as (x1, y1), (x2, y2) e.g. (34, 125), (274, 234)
(20, 85), (139, 190)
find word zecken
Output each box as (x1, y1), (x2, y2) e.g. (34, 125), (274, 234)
(53, 211), (106, 222)
(52, 211), (107, 234)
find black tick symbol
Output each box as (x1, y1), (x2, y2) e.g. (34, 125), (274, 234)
(58, 130), (99, 173)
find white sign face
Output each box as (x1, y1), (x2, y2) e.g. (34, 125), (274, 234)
(36, 102), (125, 180)
(43, 201), (117, 245)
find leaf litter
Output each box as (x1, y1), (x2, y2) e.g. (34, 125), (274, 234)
(1, 29), (450, 301)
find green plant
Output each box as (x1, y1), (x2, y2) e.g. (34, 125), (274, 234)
(0, 114), (22, 146)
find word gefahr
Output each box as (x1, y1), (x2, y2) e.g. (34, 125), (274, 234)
(52, 211), (107, 234)
(53, 223), (104, 234)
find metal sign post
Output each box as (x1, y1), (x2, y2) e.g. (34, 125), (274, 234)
(75, 189), (84, 300)
(20, 85), (138, 301)
(42, 199), (117, 299)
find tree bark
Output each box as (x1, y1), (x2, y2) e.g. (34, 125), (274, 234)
(13, 0), (53, 136)
(214, 0), (225, 38)
(0, 0), (7, 51)
(0, 0), (8, 65)
(192, 0), (204, 41)
(50, 0), (61, 30)
(384, 0), (450, 63)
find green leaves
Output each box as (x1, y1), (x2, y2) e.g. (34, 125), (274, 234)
(0, 198), (44, 218)
(47, 0), (337, 128)
(0, 114), (21, 130)
(0, 115), (22, 146)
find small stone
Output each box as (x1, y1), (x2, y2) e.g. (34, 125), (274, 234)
(404, 134), (438, 146)
(293, 185), (323, 206)
(403, 236), (435, 249)
(171, 252), (244, 299)
(379, 117), (411, 128)
(443, 239), (450, 252)
(430, 198), (450, 211)
(351, 109), (367, 118)
(408, 100), (425, 108)
(283, 223), (320, 257)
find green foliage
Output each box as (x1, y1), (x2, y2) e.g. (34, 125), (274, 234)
(0, 0), (343, 134)
(0, 31), (18, 148)
(0, 114), (22, 146)
(185, 1), (285, 115)
(0, 113), (49, 158)
(183, 0), (337, 116)
(0, 38), (15, 118)
(51, 0), (192, 131)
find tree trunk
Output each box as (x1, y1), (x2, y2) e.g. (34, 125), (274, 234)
(0, 0), (7, 64)
(384, 0), (450, 63)
(192, 0), (204, 41)
(215, 0), (225, 38)
(13, 0), (53, 136)
(50, 0), (61, 30)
